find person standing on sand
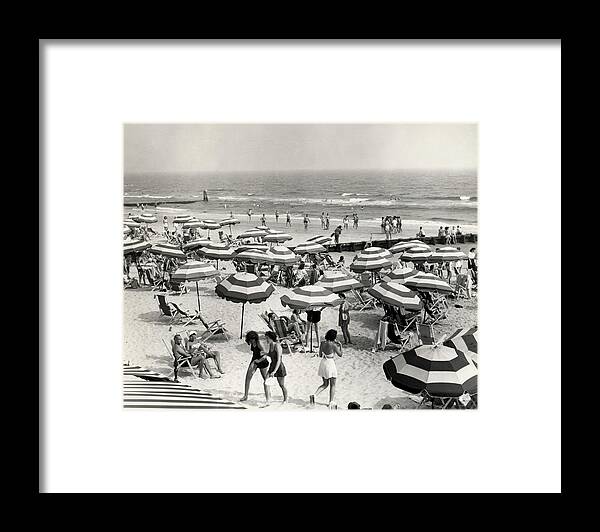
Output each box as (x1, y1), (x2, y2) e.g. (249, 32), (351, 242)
(264, 331), (288, 404)
(275, 209), (279, 223)
(163, 216), (169, 237)
(260, 213), (267, 226)
(343, 215), (349, 230)
(417, 226), (425, 238)
(320, 211), (325, 229)
(286, 211), (291, 227)
(241, 330), (271, 405)
(303, 213), (310, 230)
(338, 293), (352, 344)
(331, 225), (342, 245)
(325, 212), (330, 230)
(310, 329), (343, 408)
(247, 208), (253, 222)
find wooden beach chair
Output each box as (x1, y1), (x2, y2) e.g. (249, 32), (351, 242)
(272, 318), (305, 354)
(417, 323), (436, 346)
(352, 288), (379, 311)
(454, 273), (469, 299)
(162, 338), (202, 380)
(155, 294), (199, 327)
(197, 314), (229, 341)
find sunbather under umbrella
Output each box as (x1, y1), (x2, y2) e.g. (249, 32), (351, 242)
(215, 272), (275, 338)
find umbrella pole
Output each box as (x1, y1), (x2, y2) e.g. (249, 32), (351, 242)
(240, 302), (245, 339)
(196, 281), (201, 313)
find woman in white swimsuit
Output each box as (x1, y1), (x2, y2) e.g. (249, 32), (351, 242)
(310, 329), (343, 408)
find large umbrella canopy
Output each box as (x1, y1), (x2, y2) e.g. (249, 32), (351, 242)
(173, 215), (194, 224)
(367, 282), (423, 311)
(220, 217), (240, 226)
(255, 225), (270, 231)
(149, 242), (186, 260)
(430, 246), (468, 262)
(183, 238), (212, 251)
(202, 220), (221, 230)
(400, 247), (433, 262)
(265, 245), (299, 265)
(198, 242), (234, 260)
(316, 271), (362, 293)
(124, 220), (142, 228)
(182, 219), (205, 229)
(263, 232), (293, 243)
(235, 243), (269, 253)
(404, 271), (454, 294)
(444, 326), (479, 367)
(280, 285), (342, 310)
(136, 213), (158, 224)
(293, 242), (327, 255)
(235, 249), (269, 263)
(124, 239), (152, 255)
(123, 226), (131, 234)
(382, 266), (419, 284)
(307, 235), (333, 245)
(389, 241), (431, 254)
(383, 344), (478, 397)
(215, 273), (275, 338)
(170, 261), (217, 282)
(349, 246), (393, 272)
(238, 229), (268, 239)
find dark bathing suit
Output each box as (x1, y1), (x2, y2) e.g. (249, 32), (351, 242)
(251, 344), (269, 369)
(268, 344), (287, 377)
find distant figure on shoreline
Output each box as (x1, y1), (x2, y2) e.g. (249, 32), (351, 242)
(416, 226), (426, 238)
(332, 225), (342, 245)
(261, 213), (267, 226)
(203, 189), (209, 201)
(247, 208), (253, 221)
(303, 213), (310, 230)
(286, 211), (291, 227)
(343, 215), (349, 230)
(275, 209), (279, 223)
(353, 213), (359, 229)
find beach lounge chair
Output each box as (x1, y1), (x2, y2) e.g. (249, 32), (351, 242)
(454, 273), (469, 299)
(417, 323), (436, 346)
(272, 317), (305, 354)
(155, 294), (199, 326)
(352, 288), (379, 311)
(162, 338), (202, 380)
(197, 314), (229, 341)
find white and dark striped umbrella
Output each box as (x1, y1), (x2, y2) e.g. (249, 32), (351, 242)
(198, 242), (234, 260)
(235, 243), (269, 253)
(182, 219), (205, 229)
(389, 241), (431, 254)
(238, 229), (268, 239)
(220, 217), (240, 226)
(149, 242), (186, 259)
(263, 232), (293, 243)
(202, 220), (222, 230)
(171, 261), (218, 311)
(404, 271), (454, 294)
(444, 326), (479, 367)
(383, 343), (478, 397)
(255, 225), (270, 231)
(280, 285), (342, 310)
(123, 364), (171, 382)
(400, 247), (433, 262)
(123, 365), (244, 409)
(124, 240), (152, 255)
(382, 266), (419, 284)
(430, 246), (468, 262)
(349, 246), (393, 272)
(123, 226), (131, 234)
(307, 235), (333, 245)
(182, 238), (212, 251)
(136, 213), (158, 224)
(215, 273), (275, 337)
(173, 215), (194, 224)
(235, 249), (269, 263)
(124, 220), (142, 228)
(367, 282), (423, 311)
(316, 271), (362, 293)
(265, 245), (299, 265)
(293, 242), (327, 255)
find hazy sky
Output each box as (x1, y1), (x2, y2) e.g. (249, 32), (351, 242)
(124, 124), (477, 174)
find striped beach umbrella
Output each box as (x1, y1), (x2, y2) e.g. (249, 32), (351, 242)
(220, 217), (240, 234)
(202, 220), (221, 230)
(173, 215), (194, 225)
(123, 365), (244, 409)
(349, 247), (393, 273)
(171, 260), (218, 312)
(136, 213), (158, 224)
(307, 235), (333, 245)
(255, 225), (270, 231)
(382, 343), (478, 398)
(400, 247), (433, 262)
(293, 242), (327, 255)
(235, 249), (269, 264)
(182, 238), (212, 251)
(238, 228), (268, 239)
(265, 245), (299, 265)
(404, 271), (454, 294)
(124, 239), (152, 255)
(263, 232), (293, 243)
(123, 225), (131, 234)
(389, 241), (430, 254)
(444, 326), (479, 367)
(234, 243), (269, 253)
(430, 246), (468, 263)
(367, 282), (423, 311)
(382, 266), (419, 284)
(198, 242), (234, 269)
(182, 219), (205, 229)
(280, 285), (342, 310)
(149, 242), (186, 260)
(316, 271), (362, 293)
(215, 272), (275, 337)
(124, 219), (142, 228)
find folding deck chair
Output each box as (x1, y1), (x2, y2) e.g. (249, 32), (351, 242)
(454, 273), (469, 299)
(197, 314), (229, 341)
(351, 288), (379, 311)
(161, 337), (203, 380)
(272, 318), (305, 353)
(422, 294), (449, 325)
(417, 323), (436, 346)
(155, 294), (199, 327)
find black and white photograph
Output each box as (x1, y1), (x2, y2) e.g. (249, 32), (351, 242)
(123, 124), (479, 410)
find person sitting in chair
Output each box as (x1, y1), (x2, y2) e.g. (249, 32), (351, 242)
(187, 331), (224, 376)
(294, 263), (308, 287)
(172, 333), (211, 381)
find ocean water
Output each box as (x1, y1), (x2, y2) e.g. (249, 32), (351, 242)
(124, 170), (477, 229)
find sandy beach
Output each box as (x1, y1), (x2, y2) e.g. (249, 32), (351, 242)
(123, 215), (478, 410)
